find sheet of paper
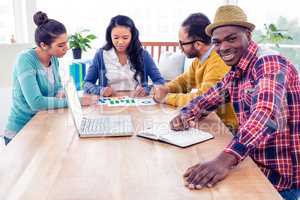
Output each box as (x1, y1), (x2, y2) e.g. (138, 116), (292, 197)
(135, 98), (156, 106)
(98, 96), (156, 106)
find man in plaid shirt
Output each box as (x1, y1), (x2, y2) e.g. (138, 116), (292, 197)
(170, 5), (300, 199)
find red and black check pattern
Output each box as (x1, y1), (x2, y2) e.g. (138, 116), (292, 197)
(181, 41), (300, 191)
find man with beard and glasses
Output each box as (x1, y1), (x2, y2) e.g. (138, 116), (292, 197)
(169, 5), (300, 200)
(153, 13), (237, 132)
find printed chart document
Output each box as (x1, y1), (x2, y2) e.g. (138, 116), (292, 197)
(98, 96), (156, 106)
(138, 126), (214, 148)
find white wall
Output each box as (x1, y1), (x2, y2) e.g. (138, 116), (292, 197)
(0, 43), (32, 133)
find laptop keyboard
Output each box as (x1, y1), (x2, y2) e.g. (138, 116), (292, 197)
(80, 115), (133, 136)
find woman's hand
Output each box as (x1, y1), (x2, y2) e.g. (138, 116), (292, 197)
(80, 95), (99, 106)
(101, 87), (114, 97)
(56, 90), (66, 99)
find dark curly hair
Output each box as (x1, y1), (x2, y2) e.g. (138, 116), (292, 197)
(181, 13), (211, 45)
(33, 11), (66, 47)
(103, 15), (144, 83)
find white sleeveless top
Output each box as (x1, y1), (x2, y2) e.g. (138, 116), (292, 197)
(103, 49), (137, 91)
(42, 64), (54, 86)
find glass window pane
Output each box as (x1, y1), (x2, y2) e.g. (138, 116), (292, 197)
(238, 1), (300, 70)
(36, 0), (224, 60)
(36, 0), (223, 42)
(0, 1), (15, 43)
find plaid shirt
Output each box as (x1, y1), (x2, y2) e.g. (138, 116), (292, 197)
(181, 41), (300, 191)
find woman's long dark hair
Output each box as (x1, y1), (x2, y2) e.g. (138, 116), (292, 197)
(103, 15), (144, 83)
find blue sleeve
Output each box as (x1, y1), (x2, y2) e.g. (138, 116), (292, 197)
(142, 50), (165, 93)
(83, 49), (107, 95)
(15, 54), (67, 111)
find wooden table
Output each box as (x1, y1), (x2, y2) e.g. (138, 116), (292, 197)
(0, 102), (282, 200)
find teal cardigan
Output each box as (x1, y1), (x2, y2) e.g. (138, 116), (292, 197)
(5, 48), (68, 134)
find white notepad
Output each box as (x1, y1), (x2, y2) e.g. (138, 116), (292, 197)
(138, 127), (214, 148)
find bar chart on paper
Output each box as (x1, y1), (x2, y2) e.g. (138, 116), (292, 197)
(98, 96), (156, 106)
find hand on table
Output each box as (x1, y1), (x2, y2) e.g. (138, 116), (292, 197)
(153, 85), (169, 103)
(56, 90), (66, 99)
(101, 87), (115, 97)
(80, 95), (99, 106)
(183, 152), (237, 189)
(169, 114), (192, 131)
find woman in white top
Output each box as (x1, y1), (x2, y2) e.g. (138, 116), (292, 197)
(84, 15), (165, 97)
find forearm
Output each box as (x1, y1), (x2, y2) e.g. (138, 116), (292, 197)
(180, 83), (230, 119)
(224, 107), (276, 161)
(28, 96), (68, 110)
(165, 93), (197, 107)
(166, 78), (189, 93)
(217, 151), (238, 169)
(83, 82), (103, 95)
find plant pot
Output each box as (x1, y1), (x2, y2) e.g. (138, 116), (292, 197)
(72, 48), (82, 59)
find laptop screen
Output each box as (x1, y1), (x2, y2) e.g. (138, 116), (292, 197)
(65, 80), (83, 130)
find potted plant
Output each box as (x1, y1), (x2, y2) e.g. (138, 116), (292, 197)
(259, 23), (293, 48)
(69, 29), (96, 59)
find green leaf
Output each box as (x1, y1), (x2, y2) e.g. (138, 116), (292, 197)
(82, 38), (90, 43)
(259, 23), (294, 48)
(68, 29), (96, 51)
(86, 34), (96, 40)
(85, 43), (91, 49)
(269, 24), (277, 31)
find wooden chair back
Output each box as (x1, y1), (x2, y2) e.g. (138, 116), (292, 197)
(141, 42), (179, 63)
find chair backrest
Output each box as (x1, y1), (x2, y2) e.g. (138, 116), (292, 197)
(142, 42), (179, 63)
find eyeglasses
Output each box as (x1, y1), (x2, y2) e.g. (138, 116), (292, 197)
(179, 39), (204, 47)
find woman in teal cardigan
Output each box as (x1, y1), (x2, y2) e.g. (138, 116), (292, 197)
(2, 11), (69, 145)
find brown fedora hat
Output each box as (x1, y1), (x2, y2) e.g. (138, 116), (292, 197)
(205, 5), (255, 36)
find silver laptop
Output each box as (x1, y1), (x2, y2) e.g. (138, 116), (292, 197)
(65, 80), (134, 137)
